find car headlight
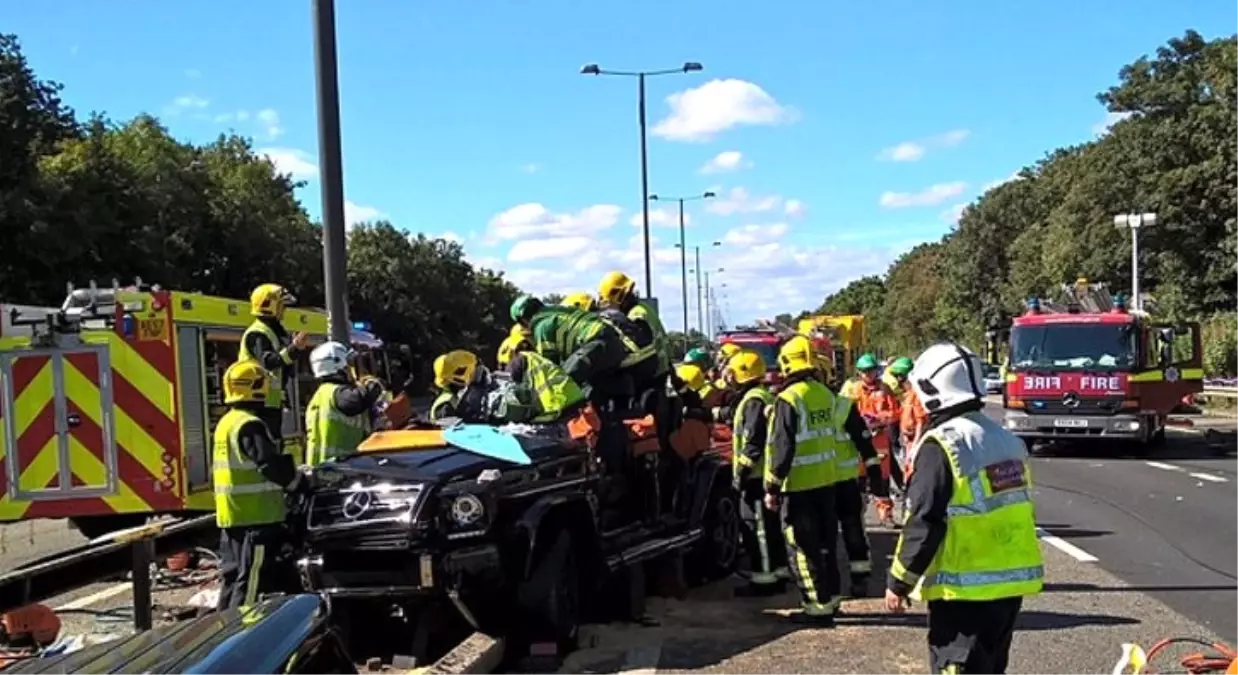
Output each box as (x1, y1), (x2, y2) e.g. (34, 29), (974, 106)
(450, 494), (486, 527)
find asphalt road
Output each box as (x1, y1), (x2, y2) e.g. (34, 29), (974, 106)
(980, 401), (1238, 643)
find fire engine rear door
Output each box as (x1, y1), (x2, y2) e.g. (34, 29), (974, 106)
(1, 347), (118, 500)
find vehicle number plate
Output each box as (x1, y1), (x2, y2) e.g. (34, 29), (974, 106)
(1053, 418), (1088, 428)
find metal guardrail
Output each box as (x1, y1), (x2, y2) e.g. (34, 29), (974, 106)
(0, 515), (216, 632)
(1201, 386), (1238, 400)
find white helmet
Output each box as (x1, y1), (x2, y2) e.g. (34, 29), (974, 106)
(310, 341), (351, 379)
(909, 342), (985, 413)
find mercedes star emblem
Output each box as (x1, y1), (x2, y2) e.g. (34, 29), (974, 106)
(1062, 392), (1080, 408)
(341, 491), (374, 519)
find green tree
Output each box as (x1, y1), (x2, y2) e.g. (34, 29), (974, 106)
(816, 275), (886, 316)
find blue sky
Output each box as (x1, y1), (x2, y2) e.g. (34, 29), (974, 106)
(5, 0), (1235, 330)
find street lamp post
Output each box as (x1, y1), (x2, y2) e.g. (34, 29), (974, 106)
(1113, 212), (1157, 311)
(654, 191), (714, 336)
(312, 0), (350, 342)
(703, 267), (724, 340)
(580, 62), (704, 300)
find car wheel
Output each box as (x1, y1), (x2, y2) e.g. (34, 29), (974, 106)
(687, 478), (740, 585)
(515, 528), (581, 652)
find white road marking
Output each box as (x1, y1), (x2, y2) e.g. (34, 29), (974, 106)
(1188, 472), (1229, 483)
(619, 643), (663, 674)
(53, 581), (131, 611)
(1036, 528), (1100, 563)
(1145, 461), (1183, 471)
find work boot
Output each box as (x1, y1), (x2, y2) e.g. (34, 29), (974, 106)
(849, 574), (872, 598)
(734, 581), (785, 598)
(790, 612), (836, 628)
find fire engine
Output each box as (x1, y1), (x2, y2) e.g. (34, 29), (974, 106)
(0, 281), (397, 538)
(717, 320), (835, 390)
(996, 278), (1204, 450)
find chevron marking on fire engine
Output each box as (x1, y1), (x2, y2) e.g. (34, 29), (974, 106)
(61, 362), (166, 490)
(67, 435), (145, 512)
(10, 360), (53, 439)
(109, 337), (175, 420)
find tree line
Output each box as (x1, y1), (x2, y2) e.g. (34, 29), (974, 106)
(809, 30), (1238, 376)
(0, 35), (521, 391)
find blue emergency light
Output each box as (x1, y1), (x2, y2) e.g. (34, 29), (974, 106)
(352, 320), (372, 331)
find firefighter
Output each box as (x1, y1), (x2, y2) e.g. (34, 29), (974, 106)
(239, 283), (310, 440)
(497, 325), (534, 370)
(848, 352), (903, 524)
(764, 335), (844, 626)
(561, 292), (598, 312)
(503, 341), (588, 423)
(728, 349), (788, 596)
(305, 341), (412, 466)
(597, 271), (670, 378)
(683, 346), (713, 371)
(830, 377), (890, 598)
(429, 350), (493, 423)
(886, 342), (1043, 674)
(213, 360), (307, 610)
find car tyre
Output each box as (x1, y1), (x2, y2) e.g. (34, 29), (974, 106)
(514, 527), (581, 653)
(687, 478), (740, 585)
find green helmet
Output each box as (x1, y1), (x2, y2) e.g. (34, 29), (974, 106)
(855, 353), (879, 371)
(888, 356), (914, 376)
(684, 347), (713, 369)
(510, 294), (543, 323)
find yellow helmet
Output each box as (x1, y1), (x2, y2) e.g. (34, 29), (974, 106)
(598, 271), (636, 307)
(728, 349), (767, 385)
(509, 324), (531, 339)
(675, 363), (706, 392)
(777, 335), (816, 377)
(433, 350), (478, 390)
(561, 292), (597, 312)
(250, 283), (294, 319)
(718, 343), (741, 360)
(497, 334), (532, 368)
(223, 360), (270, 404)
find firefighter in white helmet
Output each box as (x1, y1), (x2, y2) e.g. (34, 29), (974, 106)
(886, 342), (1043, 674)
(305, 341), (415, 466)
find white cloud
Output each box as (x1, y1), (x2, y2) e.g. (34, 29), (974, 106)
(722, 223), (790, 246)
(877, 129), (970, 162)
(438, 231), (463, 244)
(940, 203), (967, 224)
(706, 187), (783, 216)
(167, 94), (209, 115)
(487, 203), (622, 241)
(256, 108), (283, 139)
(345, 200), (383, 225)
(1093, 111), (1134, 134)
(879, 182), (968, 209)
(699, 150), (751, 174)
(259, 148), (319, 180)
(983, 172), (1023, 192)
(507, 236), (594, 263)
(630, 207), (692, 228)
(783, 199), (806, 218)
(652, 79), (796, 143)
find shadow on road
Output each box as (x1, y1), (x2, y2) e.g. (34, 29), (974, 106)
(1035, 523), (1113, 539)
(1015, 610), (1140, 630)
(1045, 581), (1238, 594)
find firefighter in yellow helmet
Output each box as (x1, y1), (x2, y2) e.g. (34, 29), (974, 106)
(764, 334), (846, 625)
(497, 325), (533, 369)
(500, 334), (588, 423)
(239, 284), (310, 439)
(561, 292), (598, 312)
(213, 360), (308, 610)
(430, 350), (494, 423)
(727, 348), (788, 597)
(597, 271), (670, 378)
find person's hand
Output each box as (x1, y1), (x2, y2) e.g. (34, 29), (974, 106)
(291, 331), (310, 349)
(763, 493), (780, 512)
(885, 588), (911, 613)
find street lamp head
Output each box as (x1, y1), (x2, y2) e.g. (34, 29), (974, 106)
(580, 63), (601, 75)
(712, 241), (722, 247)
(649, 194), (660, 201)
(703, 191), (716, 199)
(682, 62), (704, 73)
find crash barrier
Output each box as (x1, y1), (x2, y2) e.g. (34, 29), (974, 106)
(0, 515), (216, 633)
(1200, 386), (1238, 401)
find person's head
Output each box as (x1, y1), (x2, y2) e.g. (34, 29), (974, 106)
(310, 341), (353, 382)
(683, 347), (713, 370)
(888, 356), (914, 384)
(433, 350), (479, 392)
(250, 283), (295, 320)
(510, 294), (545, 326)
(223, 359), (269, 407)
(855, 353), (880, 384)
(598, 271), (638, 311)
(561, 292), (598, 312)
(497, 332), (532, 370)
(909, 343), (986, 419)
(728, 349), (767, 389)
(675, 363), (707, 392)
(777, 335), (816, 379)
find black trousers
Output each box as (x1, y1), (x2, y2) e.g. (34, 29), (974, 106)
(217, 525), (287, 611)
(779, 485), (839, 614)
(834, 478), (871, 579)
(927, 597), (1022, 674)
(739, 483), (786, 583)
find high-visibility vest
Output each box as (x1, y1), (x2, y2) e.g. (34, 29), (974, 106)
(831, 395), (881, 478)
(429, 391), (456, 422)
(629, 300), (670, 374)
(305, 383), (371, 466)
(894, 411), (1044, 602)
(522, 352), (585, 422)
(764, 380), (841, 492)
(238, 320), (288, 409)
(213, 408), (286, 528)
(732, 385), (774, 477)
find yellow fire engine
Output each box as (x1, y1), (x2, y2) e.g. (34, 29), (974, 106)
(0, 282), (396, 538)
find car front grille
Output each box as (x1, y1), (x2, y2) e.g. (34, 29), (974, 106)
(306, 482), (426, 536)
(1025, 396), (1126, 416)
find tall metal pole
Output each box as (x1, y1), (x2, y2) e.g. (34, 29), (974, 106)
(313, 0), (350, 342)
(1130, 227), (1140, 311)
(694, 246), (703, 336)
(704, 272), (712, 339)
(678, 199), (689, 336)
(637, 73), (653, 300)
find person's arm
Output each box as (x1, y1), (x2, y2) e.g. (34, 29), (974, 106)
(844, 405), (888, 497)
(242, 330), (289, 373)
(332, 379), (387, 417)
(628, 319), (654, 347)
(236, 419), (298, 489)
(887, 438), (953, 596)
(508, 353), (529, 384)
(764, 398), (798, 497)
(735, 398), (768, 482)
